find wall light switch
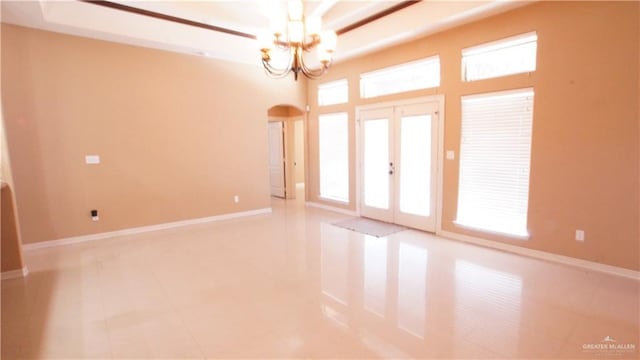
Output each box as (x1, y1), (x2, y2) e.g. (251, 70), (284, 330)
(446, 150), (455, 160)
(85, 155), (100, 164)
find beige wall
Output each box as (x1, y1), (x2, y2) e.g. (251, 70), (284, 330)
(1, 24), (306, 245)
(307, 1), (639, 270)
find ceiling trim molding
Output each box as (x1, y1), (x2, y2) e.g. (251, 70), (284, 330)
(80, 0), (257, 39)
(336, 0), (421, 35)
(80, 0), (422, 41)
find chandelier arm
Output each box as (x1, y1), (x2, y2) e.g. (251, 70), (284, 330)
(298, 52), (330, 79)
(275, 42), (291, 51)
(273, 35), (291, 51)
(301, 36), (321, 52)
(262, 47), (296, 79)
(262, 59), (290, 78)
(286, 47), (297, 75)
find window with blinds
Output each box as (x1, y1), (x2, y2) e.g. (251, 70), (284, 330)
(319, 112), (349, 203)
(456, 88), (534, 238)
(318, 79), (348, 106)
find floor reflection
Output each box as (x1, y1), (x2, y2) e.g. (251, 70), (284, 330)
(320, 224), (350, 305)
(363, 235), (388, 317)
(397, 241), (428, 338)
(318, 222), (529, 358)
(454, 260), (523, 319)
(454, 260), (523, 353)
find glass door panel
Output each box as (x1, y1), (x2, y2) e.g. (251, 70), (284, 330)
(360, 108), (394, 223)
(364, 119), (390, 209)
(393, 102), (438, 231)
(399, 115), (431, 216)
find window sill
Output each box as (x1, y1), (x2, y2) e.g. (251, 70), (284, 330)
(319, 195), (349, 205)
(453, 221), (530, 240)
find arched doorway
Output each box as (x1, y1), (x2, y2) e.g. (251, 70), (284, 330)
(267, 105), (305, 200)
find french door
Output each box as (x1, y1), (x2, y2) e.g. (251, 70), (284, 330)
(360, 101), (439, 232)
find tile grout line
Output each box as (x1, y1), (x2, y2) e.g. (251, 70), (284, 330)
(95, 259), (117, 360)
(145, 253), (209, 360)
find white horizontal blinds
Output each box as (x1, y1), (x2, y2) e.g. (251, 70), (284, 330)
(319, 112), (349, 202)
(463, 32), (537, 81)
(360, 56), (440, 98)
(318, 79), (348, 106)
(457, 89), (534, 237)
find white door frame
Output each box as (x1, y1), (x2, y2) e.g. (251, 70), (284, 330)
(355, 95), (445, 233)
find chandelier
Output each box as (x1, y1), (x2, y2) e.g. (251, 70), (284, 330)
(258, 0), (337, 81)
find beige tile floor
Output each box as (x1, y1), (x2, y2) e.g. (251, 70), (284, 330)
(2, 192), (639, 359)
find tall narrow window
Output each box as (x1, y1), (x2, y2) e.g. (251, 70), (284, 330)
(462, 32), (537, 81)
(318, 79), (348, 106)
(319, 112), (349, 202)
(360, 56), (440, 99)
(456, 89), (534, 238)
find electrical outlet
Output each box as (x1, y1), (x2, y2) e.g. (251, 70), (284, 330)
(85, 155), (100, 164)
(91, 209), (99, 222)
(446, 150), (455, 160)
(234, 195), (239, 203)
(575, 229), (585, 242)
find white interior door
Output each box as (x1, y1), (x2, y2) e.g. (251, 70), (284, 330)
(360, 101), (439, 231)
(268, 121), (285, 198)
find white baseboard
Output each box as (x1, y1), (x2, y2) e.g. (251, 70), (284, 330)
(306, 201), (359, 217)
(1, 266), (29, 280)
(439, 230), (640, 280)
(23, 208), (272, 251)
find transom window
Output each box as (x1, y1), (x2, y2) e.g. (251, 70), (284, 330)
(462, 32), (537, 81)
(360, 56), (440, 99)
(318, 79), (348, 106)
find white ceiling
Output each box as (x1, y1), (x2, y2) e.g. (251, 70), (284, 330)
(1, 1), (532, 66)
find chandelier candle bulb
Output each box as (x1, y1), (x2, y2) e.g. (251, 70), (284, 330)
(318, 45), (331, 63)
(321, 30), (337, 52)
(306, 17), (321, 37)
(270, 12), (286, 36)
(258, 31), (274, 52)
(288, 21), (304, 43)
(288, 0), (303, 21)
